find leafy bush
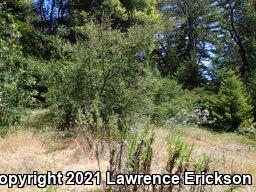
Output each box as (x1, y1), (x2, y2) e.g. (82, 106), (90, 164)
(0, 6), (36, 127)
(175, 61), (204, 89)
(208, 69), (253, 131)
(46, 22), (158, 129)
(249, 71), (256, 119)
(152, 78), (203, 125)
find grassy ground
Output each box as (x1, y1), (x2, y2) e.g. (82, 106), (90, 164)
(0, 110), (255, 191)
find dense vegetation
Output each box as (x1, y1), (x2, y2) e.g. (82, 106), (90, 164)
(1, 0), (256, 135)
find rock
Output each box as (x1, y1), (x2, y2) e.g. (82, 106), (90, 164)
(245, 125), (255, 134)
(187, 108), (212, 125)
(201, 109), (210, 116)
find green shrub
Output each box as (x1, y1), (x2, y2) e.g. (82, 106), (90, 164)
(208, 69), (253, 131)
(0, 6), (36, 127)
(248, 71), (256, 119)
(175, 61), (205, 89)
(46, 22), (158, 130)
(152, 78), (202, 125)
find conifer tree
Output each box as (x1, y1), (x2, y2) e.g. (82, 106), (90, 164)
(208, 69), (253, 131)
(217, 0), (256, 81)
(158, 0), (218, 88)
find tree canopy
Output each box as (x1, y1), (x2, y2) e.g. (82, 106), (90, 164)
(1, 0), (256, 132)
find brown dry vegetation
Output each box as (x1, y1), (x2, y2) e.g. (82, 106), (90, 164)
(0, 127), (255, 192)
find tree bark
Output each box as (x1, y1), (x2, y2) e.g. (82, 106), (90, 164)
(229, 1), (249, 80)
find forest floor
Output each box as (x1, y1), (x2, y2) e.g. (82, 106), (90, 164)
(0, 125), (255, 192)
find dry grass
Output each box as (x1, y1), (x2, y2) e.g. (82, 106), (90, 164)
(0, 131), (108, 192)
(184, 128), (256, 177)
(0, 127), (255, 191)
(147, 127), (256, 192)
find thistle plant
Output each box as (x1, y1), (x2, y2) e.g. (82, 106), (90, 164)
(166, 135), (193, 192)
(191, 154), (211, 192)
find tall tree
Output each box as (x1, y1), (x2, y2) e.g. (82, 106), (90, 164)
(158, 0), (218, 88)
(217, 0), (256, 81)
(34, 0), (160, 35)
